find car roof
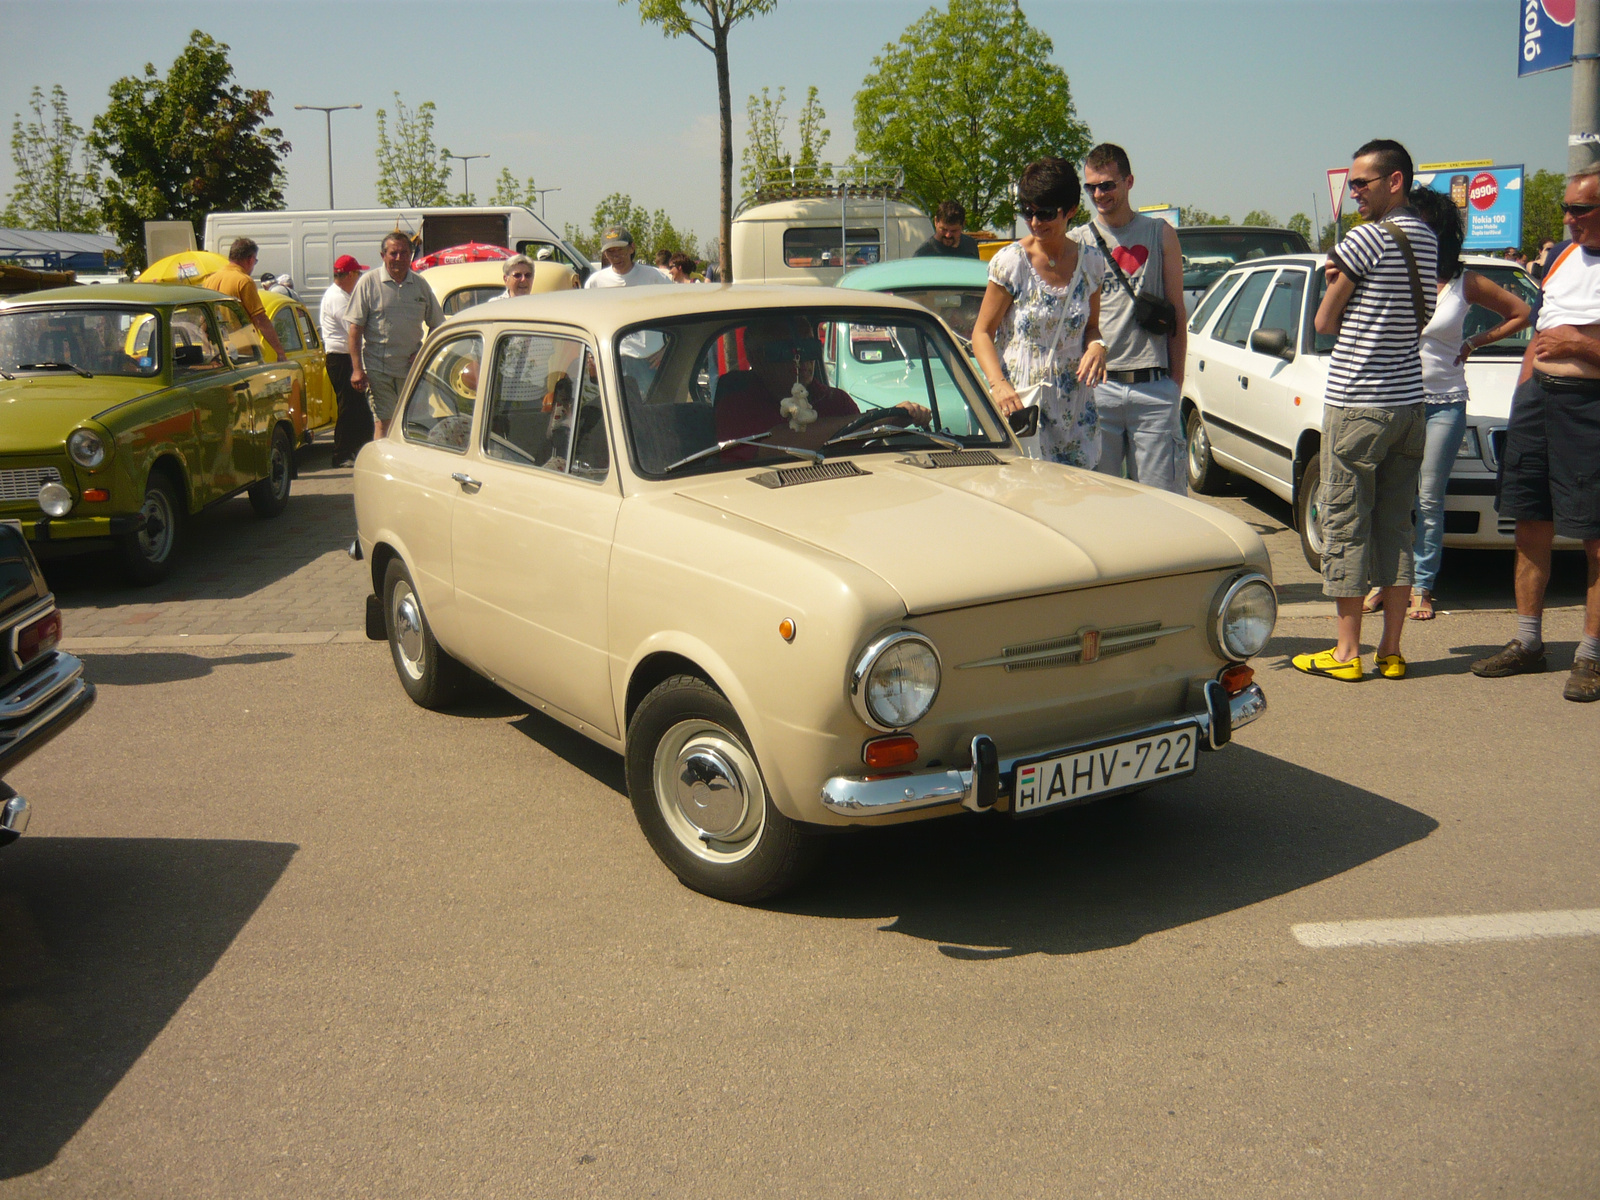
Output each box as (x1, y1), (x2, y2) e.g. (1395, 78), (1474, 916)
(259, 289), (306, 315)
(837, 257), (991, 291)
(1177, 225), (1306, 238)
(1202, 251), (1536, 277)
(442, 283), (932, 338)
(0, 282), (221, 307)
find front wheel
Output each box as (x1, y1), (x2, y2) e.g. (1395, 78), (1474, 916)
(1184, 406), (1225, 495)
(115, 470), (184, 585)
(382, 558), (474, 709)
(1297, 452), (1325, 572)
(625, 675), (819, 903)
(248, 424), (293, 517)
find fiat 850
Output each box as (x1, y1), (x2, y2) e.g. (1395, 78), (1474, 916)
(353, 286), (1276, 902)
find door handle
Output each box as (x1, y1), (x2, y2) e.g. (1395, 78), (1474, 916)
(451, 472), (482, 493)
(1239, 376), (1249, 389)
(1198, 360), (1205, 371)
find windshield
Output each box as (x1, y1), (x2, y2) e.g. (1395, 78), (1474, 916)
(0, 305), (162, 377)
(1179, 229), (1309, 294)
(617, 307), (1008, 477)
(885, 287), (987, 343)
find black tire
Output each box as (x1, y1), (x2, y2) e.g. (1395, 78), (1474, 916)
(1184, 406), (1226, 495)
(625, 674), (819, 903)
(248, 424), (294, 518)
(382, 558), (474, 709)
(1297, 452), (1325, 572)
(114, 469), (185, 585)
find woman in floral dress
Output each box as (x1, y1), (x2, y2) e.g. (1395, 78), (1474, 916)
(972, 158), (1108, 466)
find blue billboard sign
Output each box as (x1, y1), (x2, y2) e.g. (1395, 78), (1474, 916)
(1415, 166), (1524, 252)
(1519, 0), (1574, 76)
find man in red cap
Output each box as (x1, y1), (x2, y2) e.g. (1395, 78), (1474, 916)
(322, 254), (371, 466)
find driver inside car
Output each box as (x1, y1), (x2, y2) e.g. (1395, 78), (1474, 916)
(713, 317), (931, 443)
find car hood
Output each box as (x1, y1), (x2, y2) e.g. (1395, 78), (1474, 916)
(672, 455), (1261, 613)
(1463, 357), (1524, 419)
(0, 374), (161, 451)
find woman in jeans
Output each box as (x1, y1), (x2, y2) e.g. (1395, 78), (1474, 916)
(1376, 187), (1531, 619)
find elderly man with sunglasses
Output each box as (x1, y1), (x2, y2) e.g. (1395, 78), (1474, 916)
(1471, 168), (1600, 702)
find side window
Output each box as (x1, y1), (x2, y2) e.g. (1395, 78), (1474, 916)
(215, 302), (263, 365)
(782, 227), (881, 268)
(1213, 270), (1276, 348)
(1308, 270), (1338, 354)
(484, 333), (608, 481)
(1255, 270), (1306, 345)
(295, 308), (320, 350)
(272, 307), (303, 352)
(1189, 273), (1240, 334)
(171, 306), (224, 373)
(401, 334), (483, 452)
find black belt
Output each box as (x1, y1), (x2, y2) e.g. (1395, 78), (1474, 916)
(1534, 370), (1600, 394)
(1104, 367), (1167, 385)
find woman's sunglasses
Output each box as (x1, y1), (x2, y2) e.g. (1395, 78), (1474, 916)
(1018, 205), (1063, 222)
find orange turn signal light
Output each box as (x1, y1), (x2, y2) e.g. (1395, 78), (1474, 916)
(778, 618), (796, 642)
(1220, 664), (1254, 695)
(862, 734), (919, 769)
(82, 488), (109, 502)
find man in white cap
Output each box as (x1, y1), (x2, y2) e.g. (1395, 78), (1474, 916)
(583, 226), (670, 288)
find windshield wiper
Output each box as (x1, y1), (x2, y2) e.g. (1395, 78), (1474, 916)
(663, 432), (824, 475)
(17, 360), (92, 378)
(822, 422), (965, 453)
(0, 366), (13, 380)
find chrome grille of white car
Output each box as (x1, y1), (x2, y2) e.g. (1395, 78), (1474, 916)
(0, 468), (61, 503)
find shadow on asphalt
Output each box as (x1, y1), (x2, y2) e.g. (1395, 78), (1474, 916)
(42, 489), (355, 607)
(77, 651), (293, 686)
(508, 707), (627, 795)
(767, 745), (1436, 959)
(0, 837), (296, 1179)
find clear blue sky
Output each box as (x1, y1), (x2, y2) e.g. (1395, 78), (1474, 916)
(0, 0), (1575, 247)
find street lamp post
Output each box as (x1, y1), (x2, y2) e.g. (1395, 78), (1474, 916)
(445, 153), (489, 205)
(294, 104), (362, 209)
(531, 187), (561, 221)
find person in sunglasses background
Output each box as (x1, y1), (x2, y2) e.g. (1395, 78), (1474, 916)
(1070, 143), (1188, 493)
(1471, 167), (1600, 702)
(972, 157), (1108, 467)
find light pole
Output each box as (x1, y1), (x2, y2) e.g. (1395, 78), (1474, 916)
(445, 153), (489, 205)
(294, 104), (361, 209)
(531, 187), (561, 220)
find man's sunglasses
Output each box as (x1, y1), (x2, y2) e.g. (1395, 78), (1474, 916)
(1347, 175), (1389, 192)
(1084, 180), (1119, 195)
(759, 336), (822, 363)
(1561, 202), (1600, 217)
(1018, 205), (1063, 222)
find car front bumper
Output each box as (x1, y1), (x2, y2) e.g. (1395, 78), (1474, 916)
(820, 680), (1265, 818)
(0, 650), (96, 778)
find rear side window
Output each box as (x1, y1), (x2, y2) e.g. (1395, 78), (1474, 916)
(401, 334), (483, 452)
(1189, 273), (1240, 333)
(295, 309), (320, 349)
(783, 227), (880, 268)
(1213, 270), (1275, 348)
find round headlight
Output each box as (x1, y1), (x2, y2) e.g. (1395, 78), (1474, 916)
(68, 429), (107, 469)
(37, 481), (73, 518)
(1215, 574), (1277, 660)
(852, 632), (941, 730)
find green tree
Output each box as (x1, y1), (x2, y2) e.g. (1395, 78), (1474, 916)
(491, 167), (538, 208)
(1286, 212), (1313, 243)
(742, 85), (832, 196)
(1318, 211), (1363, 250)
(89, 30), (288, 270)
(627, 0), (780, 281)
(374, 94), (451, 208)
(853, 0), (1090, 231)
(2, 84), (101, 232)
(564, 192), (701, 263)
(1240, 209), (1277, 227)
(1180, 208), (1231, 226)
(1522, 168), (1564, 256)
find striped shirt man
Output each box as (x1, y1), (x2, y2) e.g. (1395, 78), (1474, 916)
(1324, 212), (1438, 406)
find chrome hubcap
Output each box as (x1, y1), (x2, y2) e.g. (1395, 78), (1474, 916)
(1188, 419), (1209, 478)
(653, 719), (765, 862)
(1306, 483), (1325, 554)
(674, 747), (747, 839)
(391, 584), (425, 679)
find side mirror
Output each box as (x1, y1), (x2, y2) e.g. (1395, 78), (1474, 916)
(1249, 327), (1295, 361)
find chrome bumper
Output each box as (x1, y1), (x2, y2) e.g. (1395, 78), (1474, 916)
(820, 681), (1265, 818)
(0, 651), (96, 776)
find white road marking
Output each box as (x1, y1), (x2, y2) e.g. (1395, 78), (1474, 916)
(1292, 909), (1600, 949)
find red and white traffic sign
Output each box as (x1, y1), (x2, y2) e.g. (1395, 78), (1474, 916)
(1327, 168), (1349, 226)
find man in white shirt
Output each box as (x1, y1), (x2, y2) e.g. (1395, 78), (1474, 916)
(583, 227), (671, 288)
(320, 254), (369, 466)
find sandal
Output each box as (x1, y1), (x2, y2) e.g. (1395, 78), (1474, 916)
(1407, 589), (1435, 621)
(1361, 587), (1384, 613)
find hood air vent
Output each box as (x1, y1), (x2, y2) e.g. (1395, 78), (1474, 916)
(900, 450), (1004, 469)
(749, 461), (871, 488)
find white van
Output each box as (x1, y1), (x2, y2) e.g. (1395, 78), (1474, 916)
(203, 206), (591, 319)
(730, 193), (933, 286)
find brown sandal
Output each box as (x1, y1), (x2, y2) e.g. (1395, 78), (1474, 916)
(1362, 587), (1384, 613)
(1407, 589), (1435, 620)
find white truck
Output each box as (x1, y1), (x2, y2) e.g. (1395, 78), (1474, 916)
(203, 206), (591, 319)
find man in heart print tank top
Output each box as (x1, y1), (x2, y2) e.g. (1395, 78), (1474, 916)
(1070, 143), (1189, 494)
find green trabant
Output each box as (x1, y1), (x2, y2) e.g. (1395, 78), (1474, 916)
(0, 283), (303, 583)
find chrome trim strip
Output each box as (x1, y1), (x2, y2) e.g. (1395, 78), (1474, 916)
(957, 623), (1193, 671)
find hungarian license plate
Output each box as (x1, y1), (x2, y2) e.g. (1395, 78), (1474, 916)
(1013, 725), (1198, 815)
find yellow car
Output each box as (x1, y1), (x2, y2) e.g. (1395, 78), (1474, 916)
(260, 290), (336, 445)
(418, 260), (579, 318)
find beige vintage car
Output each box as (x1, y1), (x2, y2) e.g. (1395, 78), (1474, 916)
(351, 286), (1276, 902)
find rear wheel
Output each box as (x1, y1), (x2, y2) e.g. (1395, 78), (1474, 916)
(1184, 406), (1225, 495)
(1297, 453), (1325, 572)
(248, 425), (293, 517)
(115, 469), (184, 585)
(383, 558), (474, 709)
(625, 675), (819, 903)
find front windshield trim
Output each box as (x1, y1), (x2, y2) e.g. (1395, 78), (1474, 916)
(612, 305), (1009, 482)
(0, 304), (165, 379)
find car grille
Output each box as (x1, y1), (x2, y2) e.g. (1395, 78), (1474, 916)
(0, 468), (61, 503)
(959, 620), (1193, 672)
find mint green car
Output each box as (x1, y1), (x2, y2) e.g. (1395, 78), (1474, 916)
(0, 283), (303, 583)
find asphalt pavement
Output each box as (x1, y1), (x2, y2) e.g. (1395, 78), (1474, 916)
(2, 448), (1595, 1198)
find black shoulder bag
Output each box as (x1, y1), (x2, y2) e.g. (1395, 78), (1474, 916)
(1090, 222), (1179, 337)
(1379, 220), (1428, 335)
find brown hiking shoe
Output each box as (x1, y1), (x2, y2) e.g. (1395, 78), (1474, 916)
(1564, 656), (1600, 702)
(1471, 639), (1548, 678)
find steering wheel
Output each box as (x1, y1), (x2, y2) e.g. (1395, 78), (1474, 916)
(829, 404), (917, 441)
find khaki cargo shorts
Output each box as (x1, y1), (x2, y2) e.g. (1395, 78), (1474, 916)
(1319, 403), (1426, 598)
(365, 370), (407, 423)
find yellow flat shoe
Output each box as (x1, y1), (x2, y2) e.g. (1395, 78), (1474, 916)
(1291, 648), (1364, 682)
(1375, 653), (1406, 679)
